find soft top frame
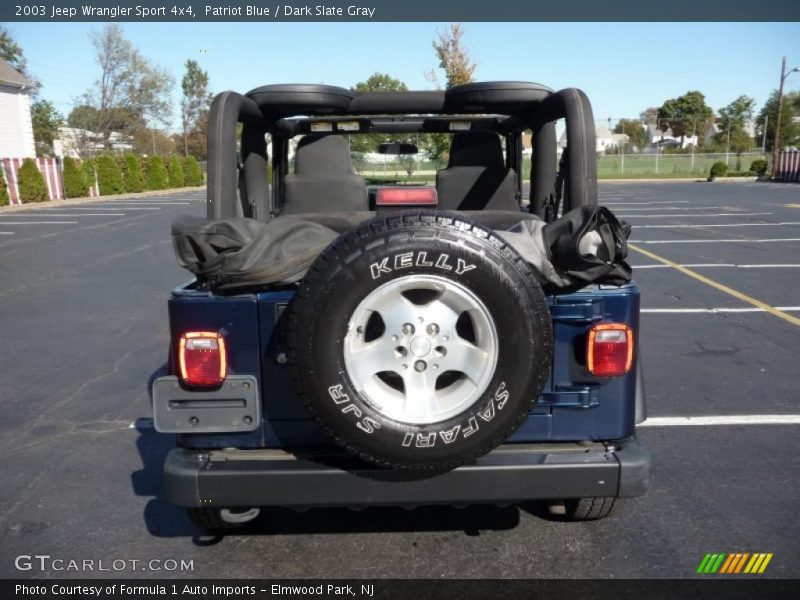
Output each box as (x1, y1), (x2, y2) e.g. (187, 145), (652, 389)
(206, 81), (597, 222)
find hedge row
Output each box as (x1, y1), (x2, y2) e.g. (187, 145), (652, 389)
(8, 154), (205, 202)
(18, 158), (48, 203)
(85, 154), (204, 198)
(0, 163), (9, 206)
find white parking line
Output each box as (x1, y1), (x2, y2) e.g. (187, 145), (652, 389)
(631, 238), (800, 244)
(620, 212), (772, 218)
(635, 221), (800, 229)
(604, 201), (690, 206)
(635, 263), (800, 269)
(641, 307), (800, 314)
(640, 415), (800, 426)
(55, 206), (161, 211)
(0, 213), (125, 217)
(101, 201), (190, 205)
(0, 232), (14, 235)
(611, 206), (722, 212)
(0, 221), (79, 225)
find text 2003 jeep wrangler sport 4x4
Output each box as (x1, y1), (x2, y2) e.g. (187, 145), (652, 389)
(152, 81), (650, 531)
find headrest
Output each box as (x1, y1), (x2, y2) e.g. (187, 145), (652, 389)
(447, 132), (505, 170)
(294, 135), (354, 177)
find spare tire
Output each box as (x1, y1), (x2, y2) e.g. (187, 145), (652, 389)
(287, 212), (553, 470)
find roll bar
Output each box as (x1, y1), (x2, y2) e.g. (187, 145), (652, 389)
(206, 84), (597, 221)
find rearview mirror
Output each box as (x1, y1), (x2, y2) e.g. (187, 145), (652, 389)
(377, 142), (419, 155)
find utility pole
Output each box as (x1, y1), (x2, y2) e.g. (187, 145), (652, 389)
(772, 57), (800, 178)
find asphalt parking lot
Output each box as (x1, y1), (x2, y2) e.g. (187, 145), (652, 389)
(0, 181), (798, 579)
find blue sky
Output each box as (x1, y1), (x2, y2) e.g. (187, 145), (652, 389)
(6, 22), (800, 131)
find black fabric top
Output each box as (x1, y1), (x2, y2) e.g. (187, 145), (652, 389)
(244, 82), (554, 117)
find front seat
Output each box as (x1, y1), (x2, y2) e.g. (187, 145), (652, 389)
(436, 132), (519, 211)
(282, 134), (368, 214)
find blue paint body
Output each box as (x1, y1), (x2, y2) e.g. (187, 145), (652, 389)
(168, 281), (640, 449)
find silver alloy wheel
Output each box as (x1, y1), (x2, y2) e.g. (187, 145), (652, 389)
(343, 274), (498, 425)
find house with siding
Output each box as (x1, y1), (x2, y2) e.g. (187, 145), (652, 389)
(0, 59), (36, 158)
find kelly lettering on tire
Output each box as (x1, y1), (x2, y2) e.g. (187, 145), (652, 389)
(370, 253), (476, 280)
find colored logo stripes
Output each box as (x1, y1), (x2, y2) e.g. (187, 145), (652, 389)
(696, 553), (773, 574)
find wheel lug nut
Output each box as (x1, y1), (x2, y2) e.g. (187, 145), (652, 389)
(402, 323), (415, 335)
(427, 323), (439, 335)
(414, 360), (427, 372)
(391, 335), (399, 342)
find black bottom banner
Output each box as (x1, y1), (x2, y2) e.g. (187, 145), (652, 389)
(3, 579), (800, 600)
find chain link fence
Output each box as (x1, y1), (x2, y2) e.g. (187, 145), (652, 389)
(588, 117), (770, 178)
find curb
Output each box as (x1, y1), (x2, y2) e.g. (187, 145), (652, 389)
(600, 177), (761, 184)
(0, 186), (205, 213)
(600, 178), (701, 183)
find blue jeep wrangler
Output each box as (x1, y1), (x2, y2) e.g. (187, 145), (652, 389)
(152, 82), (650, 531)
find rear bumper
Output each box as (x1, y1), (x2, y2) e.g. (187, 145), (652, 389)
(165, 437), (650, 508)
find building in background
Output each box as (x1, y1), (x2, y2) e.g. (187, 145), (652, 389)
(0, 59), (36, 158)
(54, 127), (134, 158)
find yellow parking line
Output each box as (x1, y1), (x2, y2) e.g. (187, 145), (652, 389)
(629, 244), (800, 327)
(785, 204), (800, 208)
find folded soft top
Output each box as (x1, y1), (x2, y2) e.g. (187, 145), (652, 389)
(171, 208), (631, 293)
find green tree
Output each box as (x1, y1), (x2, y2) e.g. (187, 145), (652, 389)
(96, 154), (124, 195)
(657, 91), (714, 147)
(62, 157), (89, 198)
(122, 153), (145, 192)
(181, 59), (212, 158)
(432, 24), (477, 89)
(17, 158), (47, 203)
(614, 119), (648, 152)
(423, 24), (478, 166)
(84, 24), (174, 149)
(349, 73), (408, 154)
(399, 154), (416, 178)
(184, 155), (204, 186)
(166, 155), (185, 188)
(0, 164), (9, 206)
(81, 158), (97, 194)
(132, 128), (175, 155)
(757, 90), (800, 152)
(147, 156), (167, 190)
(0, 25), (28, 76)
(30, 99), (62, 156)
(67, 104), (101, 130)
(718, 95), (756, 129)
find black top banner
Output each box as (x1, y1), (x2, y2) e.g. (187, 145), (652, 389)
(3, 0), (800, 22)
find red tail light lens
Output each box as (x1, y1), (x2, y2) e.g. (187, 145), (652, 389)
(375, 187), (438, 206)
(178, 332), (227, 387)
(587, 323), (633, 377)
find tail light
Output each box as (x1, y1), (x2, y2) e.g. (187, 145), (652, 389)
(178, 331), (227, 387)
(587, 323), (633, 377)
(375, 187), (438, 206)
